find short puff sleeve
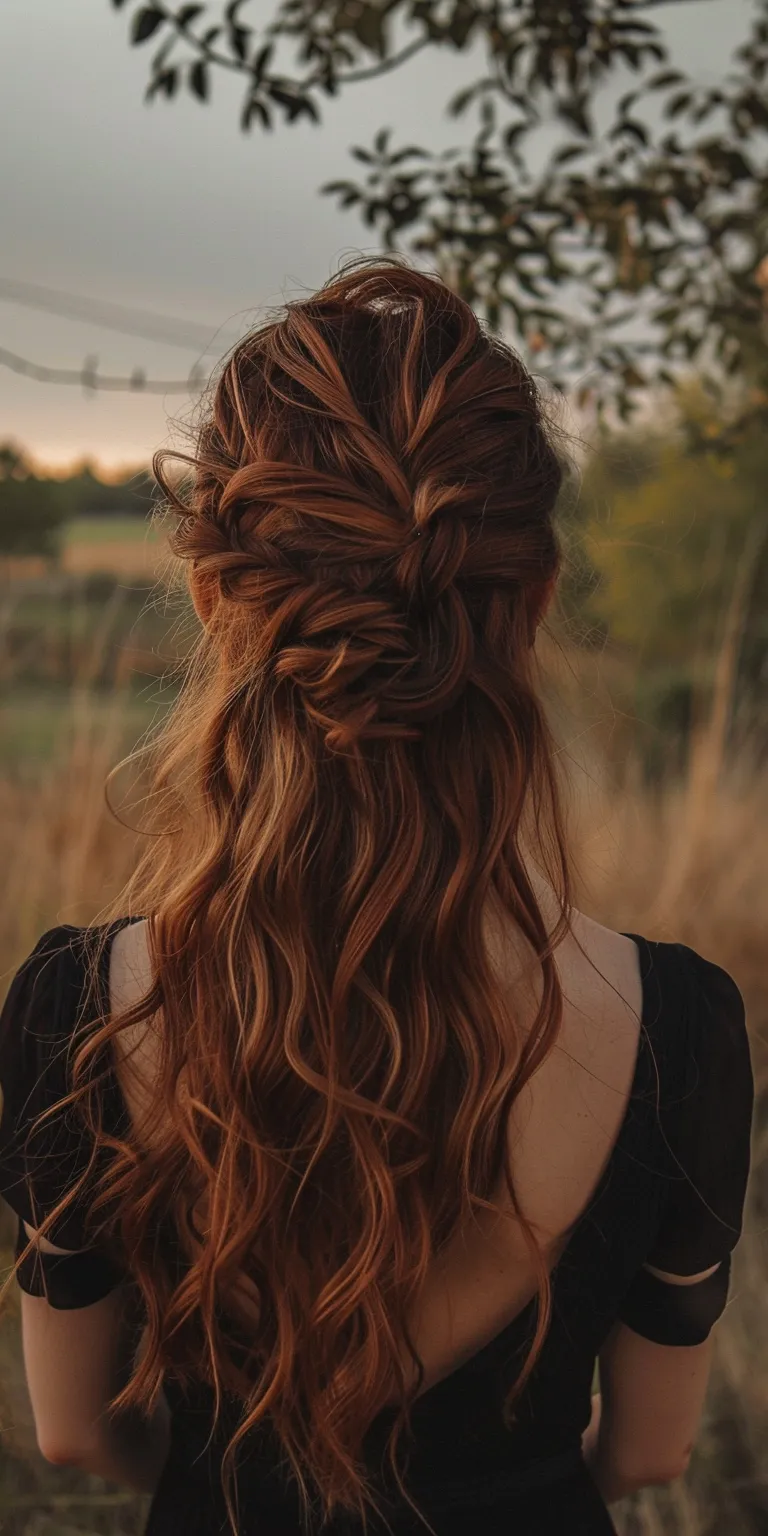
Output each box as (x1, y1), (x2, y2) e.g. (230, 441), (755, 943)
(0, 926), (126, 1305)
(618, 946), (754, 1345)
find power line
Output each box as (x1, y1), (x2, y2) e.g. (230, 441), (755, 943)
(0, 275), (244, 354)
(0, 344), (207, 394)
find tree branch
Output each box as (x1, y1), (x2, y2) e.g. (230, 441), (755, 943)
(161, 13), (433, 92)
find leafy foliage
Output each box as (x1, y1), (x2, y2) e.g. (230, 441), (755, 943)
(0, 445), (67, 558)
(111, 0), (768, 421)
(0, 445), (154, 557)
(55, 461), (155, 519)
(557, 384), (768, 766)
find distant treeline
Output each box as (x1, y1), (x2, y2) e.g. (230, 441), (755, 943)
(0, 441), (153, 557)
(2, 393), (767, 762)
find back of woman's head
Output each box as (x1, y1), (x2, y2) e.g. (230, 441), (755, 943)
(62, 255), (574, 1535)
(168, 254), (563, 759)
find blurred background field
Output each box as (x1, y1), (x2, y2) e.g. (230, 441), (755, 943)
(62, 516), (164, 578)
(0, 395), (767, 1532)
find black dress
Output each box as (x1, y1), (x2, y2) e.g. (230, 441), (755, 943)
(0, 921), (755, 1536)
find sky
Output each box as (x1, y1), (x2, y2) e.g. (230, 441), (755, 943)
(0, 0), (754, 472)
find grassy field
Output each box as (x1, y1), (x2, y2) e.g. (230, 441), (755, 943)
(0, 519), (766, 1535)
(1, 519), (186, 777)
(62, 515), (166, 579)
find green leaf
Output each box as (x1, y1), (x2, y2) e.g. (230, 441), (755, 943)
(146, 65), (178, 99)
(353, 6), (387, 57)
(189, 60), (209, 100)
(251, 43), (274, 81)
(321, 179), (358, 195)
(552, 143), (588, 166)
(447, 83), (480, 117)
(557, 98), (592, 137)
(612, 118), (648, 147)
(268, 84), (319, 123)
(229, 25), (250, 61)
(241, 95), (271, 130)
(131, 8), (166, 44)
(503, 122), (527, 151)
(619, 43), (641, 71)
(388, 145), (429, 164)
(665, 91), (693, 119)
(611, 19), (659, 38)
(739, 92), (768, 128)
(297, 95), (320, 124)
(177, 4), (204, 24)
(448, 10), (476, 48)
(646, 70), (687, 90)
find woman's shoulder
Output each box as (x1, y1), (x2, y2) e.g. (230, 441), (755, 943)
(664, 939), (752, 1107)
(2, 924), (94, 1018)
(669, 938), (746, 1020)
(601, 925), (752, 1126)
(1, 927), (100, 1100)
(0, 919), (140, 1071)
(3, 920), (129, 1002)
(0, 922), (131, 1247)
(564, 913), (749, 1083)
(579, 914), (746, 1019)
(633, 929), (748, 1045)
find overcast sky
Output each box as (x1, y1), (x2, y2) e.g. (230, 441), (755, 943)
(0, 0), (754, 471)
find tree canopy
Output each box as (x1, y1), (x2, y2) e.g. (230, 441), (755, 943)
(111, 0), (768, 421)
(0, 445), (66, 558)
(553, 382), (768, 772)
(0, 445), (153, 557)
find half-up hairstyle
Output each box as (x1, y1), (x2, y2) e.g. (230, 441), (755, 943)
(12, 254), (574, 1535)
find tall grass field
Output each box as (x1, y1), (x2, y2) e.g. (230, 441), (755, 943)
(0, 519), (765, 1535)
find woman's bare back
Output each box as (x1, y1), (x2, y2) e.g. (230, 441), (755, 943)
(109, 894), (643, 1403)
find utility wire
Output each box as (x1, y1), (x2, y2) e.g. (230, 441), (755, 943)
(0, 344), (207, 394)
(0, 275), (243, 354)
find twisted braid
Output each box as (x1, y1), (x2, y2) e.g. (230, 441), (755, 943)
(156, 259), (562, 763)
(172, 459), (486, 751)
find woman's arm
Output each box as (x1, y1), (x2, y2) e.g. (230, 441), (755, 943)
(19, 1223), (171, 1493)
(582, 1294), (716, 1505)
(581, 1391), (684, 1504)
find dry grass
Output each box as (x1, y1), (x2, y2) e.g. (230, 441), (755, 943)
(1, 517), (165, 585)
(61, 541), (161, 579)
(61, 540), (164, 581)
(0, 577), (765, 1533)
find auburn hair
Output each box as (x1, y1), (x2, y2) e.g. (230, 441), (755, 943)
(11, 254), (575, 1535)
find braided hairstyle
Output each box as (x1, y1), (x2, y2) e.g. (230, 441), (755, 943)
(43, 255), (574, 1536)
(165, 256), (561, 756)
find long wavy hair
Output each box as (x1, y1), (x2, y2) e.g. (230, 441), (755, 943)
(12, 254), (575, 1535)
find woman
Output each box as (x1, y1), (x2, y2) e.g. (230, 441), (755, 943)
(0, 255), (754, 1536)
